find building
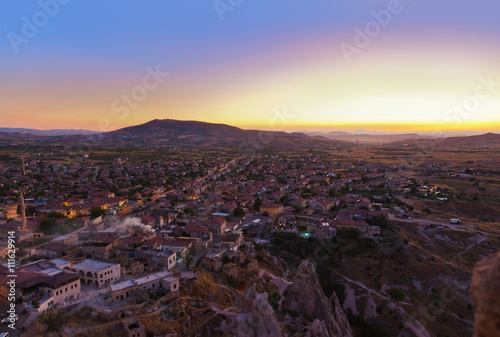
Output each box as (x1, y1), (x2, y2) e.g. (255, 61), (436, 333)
(135, 249), (177, 270)
(71, 259), (121, 288)
(260, 202), (284, 216)
(417, 185), (437, 196)
(223, 263), (238, 278)
(332, 219), (380, 238)
(205, 217), (227, 237)
(53, 233), (79, 245)
(127, 322), (146, 337)
(158, 238), (195, 257)
(109, 271), (179, 302)
(82, 242), (114, 260)
(0, 260), (80, 312)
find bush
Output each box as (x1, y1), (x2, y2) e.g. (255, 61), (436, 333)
(357, 238), (377, 251)
(89, 207), (106, 218)
(358, 323), (389, 337)
(32, 299), (40, 308)
(39, 218), (57, 234)
(388, 288), (405, 302)
(337, 228), (361, 240)
(268, 291), (281, 310)
(346, 313), (366, 327)
(333, 283), (346, 303)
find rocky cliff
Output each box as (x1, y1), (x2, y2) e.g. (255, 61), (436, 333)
(471, 251), (500, 337)
(283, 260), (353, 337)
(219, 285), (285, 337)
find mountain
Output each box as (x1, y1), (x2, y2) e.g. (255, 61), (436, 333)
(0, 127), (101, 136)
(387, 132), (500, 148)
(322, 133), (431, 144)
(302, 131), (441, 144)
(105, 119), (346, 151)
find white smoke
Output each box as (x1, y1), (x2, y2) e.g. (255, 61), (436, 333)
(107, 216), (153, 234)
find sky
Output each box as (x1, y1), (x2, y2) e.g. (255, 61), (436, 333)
(1, 0), (500, 133)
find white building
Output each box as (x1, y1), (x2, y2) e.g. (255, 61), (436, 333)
(71, 259), (121, 288)
(0, 259), (81, 312)
(108, 271), (179, 302)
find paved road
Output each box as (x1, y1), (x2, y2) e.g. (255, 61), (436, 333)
(389, 214), (500, 237)
(0, 297), (30, 337)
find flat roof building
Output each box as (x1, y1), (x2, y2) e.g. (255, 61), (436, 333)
(71, 259), (121, 288)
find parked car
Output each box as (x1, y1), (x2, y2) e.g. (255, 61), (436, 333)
(1, 314), (18, 324)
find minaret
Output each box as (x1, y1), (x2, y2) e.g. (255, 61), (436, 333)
(22, 157), (26, 176)
(20, 190), (27, 229)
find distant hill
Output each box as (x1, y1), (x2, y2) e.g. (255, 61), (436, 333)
(0, 128), (100, 136)
(321, 132), (431, 144)
(387, 133), (500, 148)
(105, 119), (346, 151)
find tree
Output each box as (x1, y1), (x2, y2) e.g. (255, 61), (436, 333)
(185, 247), (194, 271)
(32, 299), (40, 308)
(39, 310), (68, 337)
(89, 207), (106, 218)
(39, 218), (57, 234)
(388, 288), (405, 301)
(45, 212), (67, 219)
(337, 228), (361, 240)
(26, 206), (38, 217)
(253, 197), (262, 211)
(233, 205), (245, 217)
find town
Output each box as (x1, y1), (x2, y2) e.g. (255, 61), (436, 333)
(0, 146), (500, 336)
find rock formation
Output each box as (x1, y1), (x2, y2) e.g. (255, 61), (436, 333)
(220, 284), (285, 337)
(283, 260), (353, 337)
(471, 251), (500, 337)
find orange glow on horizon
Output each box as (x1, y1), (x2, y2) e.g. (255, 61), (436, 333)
(2, 116), (500, 134)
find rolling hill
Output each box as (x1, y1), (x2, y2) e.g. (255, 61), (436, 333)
(386, 132), (500, 148)
(104, 119), (346, 151)
(0, 128), (100, 136)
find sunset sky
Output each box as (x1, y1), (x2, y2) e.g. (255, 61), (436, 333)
(1, 1), (500, 132)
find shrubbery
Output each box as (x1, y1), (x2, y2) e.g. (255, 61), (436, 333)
(388, 288), (405, 301)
